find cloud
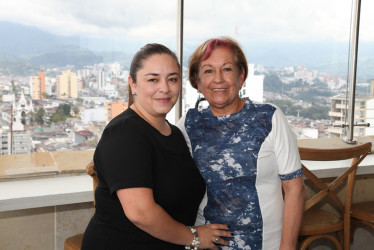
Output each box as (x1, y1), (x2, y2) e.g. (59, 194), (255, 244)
(184, 0), (355, 43)
(0, 0), (373, 43)
(0, 0), (177, 37)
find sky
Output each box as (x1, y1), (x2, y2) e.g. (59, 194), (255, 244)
(0, 0), (373, 51)
(0, 0), (372, 121)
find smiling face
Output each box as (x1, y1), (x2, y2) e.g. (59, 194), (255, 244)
(129, 53), (181, 119)
(197, 46), (245, 116)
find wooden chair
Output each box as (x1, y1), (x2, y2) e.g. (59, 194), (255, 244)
(298, 142), (371, 250)
(351, 199), (374, 241)
(64, 161), (97, 250)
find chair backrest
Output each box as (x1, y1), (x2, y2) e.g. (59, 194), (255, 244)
(299, 142), (371, 214)
(85, 160), (98, 204)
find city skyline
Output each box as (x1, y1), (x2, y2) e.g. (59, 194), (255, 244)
(1, 19), (373, 81)
(1, 0), (373, 82)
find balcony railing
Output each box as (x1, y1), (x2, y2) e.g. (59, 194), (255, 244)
(329, 111), (345, 117)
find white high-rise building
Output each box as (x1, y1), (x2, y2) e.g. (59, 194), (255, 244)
(242, 64), (264, 103)
(108, 63), (121, 77)
(0, 129), (32, 155)
(97, 71), (106, 91)
(81, 108), (106, 123)
(328, 79), (374, 137)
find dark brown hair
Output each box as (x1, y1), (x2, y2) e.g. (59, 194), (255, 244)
(128, 43), (180, 106)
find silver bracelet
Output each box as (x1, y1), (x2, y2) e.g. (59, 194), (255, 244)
(185, 226), (200, 250)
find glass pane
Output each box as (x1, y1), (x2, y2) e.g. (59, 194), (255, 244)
(184, 0), (356, 139)
(355, 0), (374, 136)
(0, 0), (177, 153)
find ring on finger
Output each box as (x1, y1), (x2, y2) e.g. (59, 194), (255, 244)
(215, 237), (219, 243)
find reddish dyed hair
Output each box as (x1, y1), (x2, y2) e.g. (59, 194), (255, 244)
(188, 36), (248, 89)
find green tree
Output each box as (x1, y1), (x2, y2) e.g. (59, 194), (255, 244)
(73, 106), (80, 115)
(296, 88), (334, 104)
(62, 104), (71, 115)
(54, 104), (71, 115)
(50, 113), (65, 123)
(268, 99), (329, 119)
(266, 99), (294, 115)
(35, 108), (45, 125)
(303, 106), (330, 120)
(312, 78), (327, 88)
(50, 104), (72, 123)
(76, 97), (84, 104)
(27, 112), (35, 126)
(264, 74), (283, 92)
(11, 80), (17, 94)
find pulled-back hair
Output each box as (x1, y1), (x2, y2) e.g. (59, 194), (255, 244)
(128, 43), (180, 106)
(188, 36), (248, 89)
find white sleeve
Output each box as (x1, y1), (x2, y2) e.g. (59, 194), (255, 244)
(270, 107), (302, 177)
(194, 192), (207, 225)
(176, 115), (192, 155)
(176, 114), (207, 225)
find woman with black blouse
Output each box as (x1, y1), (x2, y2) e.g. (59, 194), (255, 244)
(81, 43), (231, 250)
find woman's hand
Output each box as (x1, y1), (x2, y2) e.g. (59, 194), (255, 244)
(195, 224), (232, 249)
(118, 187), (232, 248)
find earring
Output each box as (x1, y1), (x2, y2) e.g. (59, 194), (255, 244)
(132, 91), (136, 95)
(197, 93), (201, 101)
(239, 90), (242, 99)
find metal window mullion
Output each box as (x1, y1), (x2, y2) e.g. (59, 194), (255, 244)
(345, 0), (361, 144)
(175, 0), (184, 123)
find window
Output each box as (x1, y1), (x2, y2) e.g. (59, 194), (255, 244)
(183, 0), (374, 140)
(354, 0), (374, 137)
(0, 0), (177, 153)
(0, 0), (373, 154)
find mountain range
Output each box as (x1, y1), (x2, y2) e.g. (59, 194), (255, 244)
(0, 21), (373, 80)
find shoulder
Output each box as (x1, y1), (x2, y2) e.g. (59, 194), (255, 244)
(258, 102), (287, 122)
(169, 122), (184, 137)
(249, 100), (277, 114)
(185, 107), (201, 119)
(242, 100), (278, 126)
(184, 107), (210, 126)
(253, 102), (290, 132)
(95, 109), (150, 158)
(105, 109), (139, 131)
(101, 109), (147, 141)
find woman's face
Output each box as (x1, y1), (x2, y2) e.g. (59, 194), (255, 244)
(197, 46), (245, 114)
(129, 54), (181, 118)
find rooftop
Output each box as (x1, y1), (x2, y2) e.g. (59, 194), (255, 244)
(0, 150), (94, 180)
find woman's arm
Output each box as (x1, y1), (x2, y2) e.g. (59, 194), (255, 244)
(280, 176), (305, 250)
(117, 187), (231, 249)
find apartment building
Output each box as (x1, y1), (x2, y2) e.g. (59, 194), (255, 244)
(0, 130), (32, 155)
(56, 70), (78, 99)
(241, 63), (264, 103)
(104, 99), (128, 122)
(329, 79), (374, 137)
(31, 71), (46, 100)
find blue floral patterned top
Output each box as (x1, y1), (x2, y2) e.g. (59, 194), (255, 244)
(178, 98), (302, 250)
